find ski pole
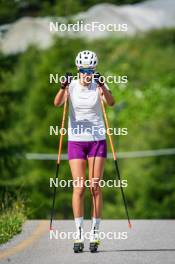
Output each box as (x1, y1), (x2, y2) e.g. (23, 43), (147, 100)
(98, 87), (132, 229)
(50, 92), (68, 230)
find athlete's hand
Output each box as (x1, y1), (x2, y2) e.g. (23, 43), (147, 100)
(60, 72), (73, 89)
(94, 72), (104, 87)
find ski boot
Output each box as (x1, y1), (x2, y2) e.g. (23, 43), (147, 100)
(89, 228), (100, 253)
(73, 227), (84, 253)
(73, 241), (84, 253)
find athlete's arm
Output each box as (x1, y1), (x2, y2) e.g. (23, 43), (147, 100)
(100, 85), (115, 107)
(54, 88), (68, 107)
(94, 72), (115, 107)
(54, 72), (72, 106)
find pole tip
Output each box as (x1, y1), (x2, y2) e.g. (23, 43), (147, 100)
(49, 226), (53, 231)
(128, 222), (132, 229)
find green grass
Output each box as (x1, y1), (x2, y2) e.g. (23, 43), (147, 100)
(0, 201), (26, 244)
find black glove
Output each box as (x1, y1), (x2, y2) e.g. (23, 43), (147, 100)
(93, 72), (104, 87)
(61, 72), (73, 89)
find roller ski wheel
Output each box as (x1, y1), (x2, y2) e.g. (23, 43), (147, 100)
(73, 241), (84, 253)
(73, 227), (84, 253)
(89, 228), (100, 253)
(89, 241), (99, 253)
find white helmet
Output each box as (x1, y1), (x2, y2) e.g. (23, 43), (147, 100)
(75, 50), (98, 68)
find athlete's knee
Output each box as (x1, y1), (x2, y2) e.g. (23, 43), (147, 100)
(91, 187), (101, 197)
(90, 178), (101, 196)
(73, 186), (86, 197)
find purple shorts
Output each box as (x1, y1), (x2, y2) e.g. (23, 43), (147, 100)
(68, 140), (107, 160)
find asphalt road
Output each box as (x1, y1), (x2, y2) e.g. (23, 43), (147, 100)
(0, 220), (175, 264)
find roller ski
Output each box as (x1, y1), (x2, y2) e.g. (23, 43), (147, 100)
(89, 228), (100, 253)
(73, 227), (84, 253)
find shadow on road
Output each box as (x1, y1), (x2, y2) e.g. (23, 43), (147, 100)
(100, 249), (175, 252)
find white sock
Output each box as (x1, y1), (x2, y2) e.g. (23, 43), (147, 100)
(91, 217), (101, 231)
(75, 217), (84, 231)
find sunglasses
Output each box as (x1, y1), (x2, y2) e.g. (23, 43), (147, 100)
(79, 68), (95, 74)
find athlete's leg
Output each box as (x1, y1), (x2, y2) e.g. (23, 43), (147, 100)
(70, 159), (86, 251)
(88, 157), (106, 218)
(69, 159), (86, 218)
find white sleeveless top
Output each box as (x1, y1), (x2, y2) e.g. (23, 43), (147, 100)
(68, 79), (109, 141)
